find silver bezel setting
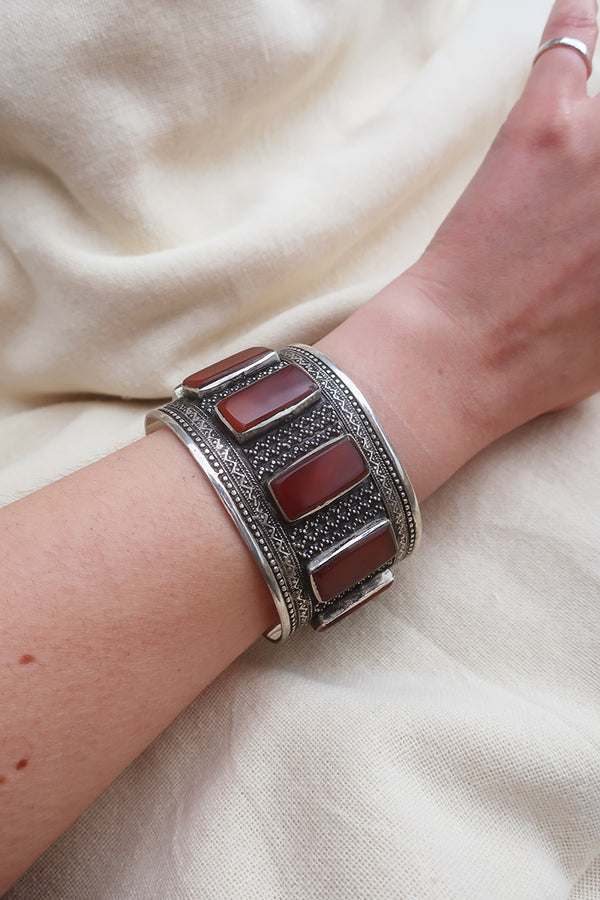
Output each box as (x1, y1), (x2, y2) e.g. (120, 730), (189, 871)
(215, 380), (321, 443)
(175, 348), (280, 400)
(307, 516), (397, 605)
(267, 434), (370, 522)
(313, 569), (394, 631)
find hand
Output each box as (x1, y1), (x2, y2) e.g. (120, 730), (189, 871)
(406, 0), (600, 431)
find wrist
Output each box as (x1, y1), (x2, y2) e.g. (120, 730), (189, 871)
(316, 271), (511, 500)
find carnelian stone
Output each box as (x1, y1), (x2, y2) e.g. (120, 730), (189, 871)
(268, 434), (368, 521)
(311, 520), (397, 604)
(183, 347), (272, 392)
(217, 364), (319, 434)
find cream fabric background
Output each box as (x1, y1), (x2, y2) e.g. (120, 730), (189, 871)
(1, 1), (600, 897)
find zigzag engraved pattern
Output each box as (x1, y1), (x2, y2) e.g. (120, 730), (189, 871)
(163, 400), (312, 629)
(280, 346), (417, 557)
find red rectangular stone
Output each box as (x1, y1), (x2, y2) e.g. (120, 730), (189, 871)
(268, 434), (368, 521)
(309, 519), (397, 604)
(314, 569), (394, 630)
(183, 347), (275, 394)
(216, 364), (319, 438)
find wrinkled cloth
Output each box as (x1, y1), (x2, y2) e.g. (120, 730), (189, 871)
(2, 1), (600, 897)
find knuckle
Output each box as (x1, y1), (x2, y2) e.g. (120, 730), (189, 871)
(551, 10), (599, 42)
(559, 11), (596, 29)
(503, 95), (578, 156)
(531, 102), (576, 153)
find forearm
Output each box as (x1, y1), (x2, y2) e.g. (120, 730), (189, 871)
(0, 425), (278, 891)
(0, 273), (504, 891)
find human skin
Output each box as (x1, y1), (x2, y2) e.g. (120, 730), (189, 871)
(1, 0), (599, 892)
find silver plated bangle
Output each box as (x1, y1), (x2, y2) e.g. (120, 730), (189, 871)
(146, 344), (421, 641)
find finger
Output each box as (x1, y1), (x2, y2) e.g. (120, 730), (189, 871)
(528, 0), (598, 97)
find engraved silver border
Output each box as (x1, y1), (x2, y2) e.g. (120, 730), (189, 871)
(308, 517), (396, 604)
(281, 345), (422, 556)
(267, 434), (370, 522)
(215, 378), (321, 443)
(174, 348), (280, 400)
(313, 569), (394, 630)
(146, 408), (294, 641)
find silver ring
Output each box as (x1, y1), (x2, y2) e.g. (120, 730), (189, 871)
(533, 37), (593, 78)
